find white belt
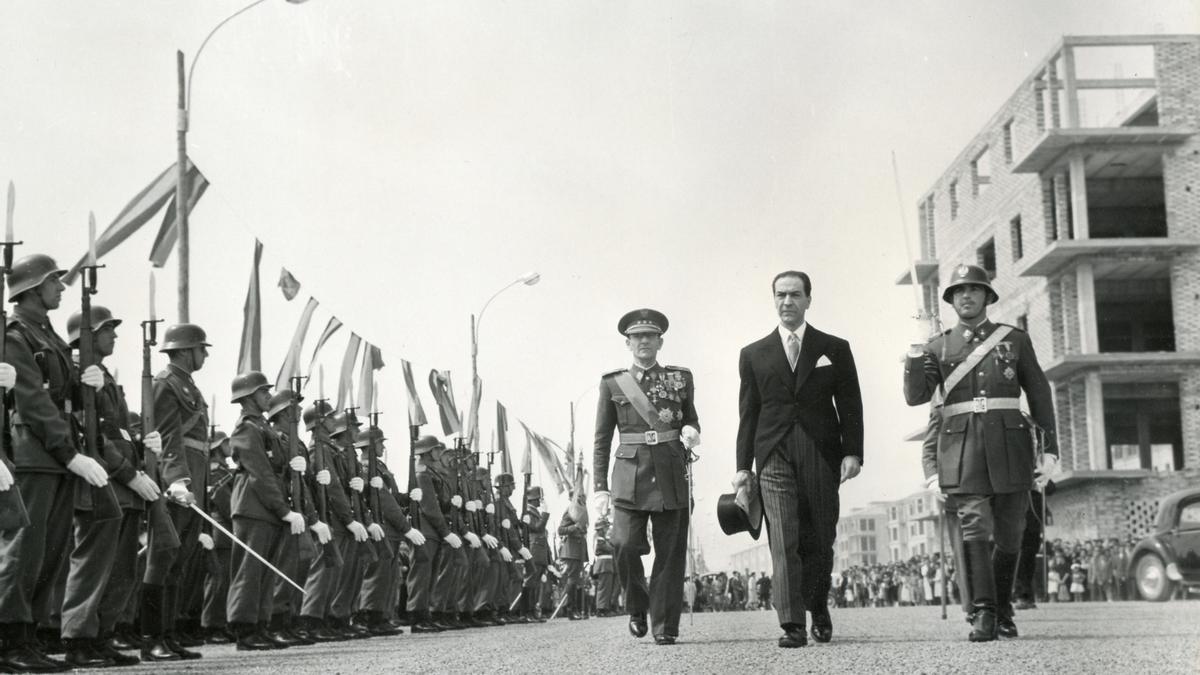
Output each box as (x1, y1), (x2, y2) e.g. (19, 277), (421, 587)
(595, 554), (613, 560)
(940, 397), (1020, 417)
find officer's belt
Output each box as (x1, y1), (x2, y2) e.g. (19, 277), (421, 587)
(182, 438), (209, 453)
(940, 397), (1021, 417)
(618, 429), (680, 446)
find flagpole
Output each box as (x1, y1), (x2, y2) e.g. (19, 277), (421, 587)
(176, 49), (190, 322)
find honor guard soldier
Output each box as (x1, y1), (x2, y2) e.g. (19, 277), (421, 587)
(60, 306), (161, 668)
(141, 323), (212, 662)
(471, 466), (506, 625)
(520, 487), (551, 622)
(593, 308), (700, 645)
(0, 254), (111, 674)
(492, 473), (531, 622)
(328, 412), (378, 638)
(200, 432), (234, 644)
(592, 517), (618, 616)
(406, 436), (461, 633)
(431, 442), (473, 629)
(904, 264), (1059, 642)
(557, 497), (589, 620)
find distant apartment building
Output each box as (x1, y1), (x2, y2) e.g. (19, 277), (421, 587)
(899, 34), (1200, 541)
(835, 504), (886, 571)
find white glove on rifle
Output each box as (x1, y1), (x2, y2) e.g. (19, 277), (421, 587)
(409, 487), (424, 502)
(143, 431), (163, 455)
(0, 362), (16, 390)
(404, 529), (426, 546)
(198, 533), (214, 551)
(368, 523), (385, 541)
(80, 365), (105, 391)
(282, 511), (306, 535)
(444, 532), (463, 549)
(0, 461), (13, 491)
(501, 518), (511, 529)
(464, 532), (481, 548)
(370, 476), (384, 490)
(518, 546), (532, 561)
(126, 471), (160, 502)
(465, 500), (478, 513)
(66, 454), (109, 487)
(289, 456), (307, 473)
(482, 533), (499, 549)
(591, 491), (611, 514)
(499, 546), (513, 562)
(165, 480), (194, 505)
(310, 521), (332, 545)
(315, 469), (332, 486)
(348, 520), (369, 542)
(349, 477), (365, 493)
(485, 503), (495, 515)
(521, 514), (531, 525)
(451, 495), (463, 508)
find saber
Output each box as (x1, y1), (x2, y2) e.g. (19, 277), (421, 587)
(686, 448), (699, 625)
(188, 502), (306, 594)
(548, 586), (570, 621)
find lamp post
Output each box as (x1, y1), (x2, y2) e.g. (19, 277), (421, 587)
(175, 0), (311, 321)
(467, 271), (540, 447)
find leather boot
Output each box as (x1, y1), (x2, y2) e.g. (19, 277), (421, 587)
(0, 623), (69, 673)
(93, 636), (140, 667)
(64, 637), (114, 669)
(230, 622), (274, 652)
(257, 621), (293, 649)
(139, 585), (180, 662)
(365, 611), (403, 636)
(163, 587), (201, 660)
(963, 540), (997, 642)
(280, 615), (315, 646)
(410, 611), (442, 634)
(301, 616), (340, 643)
(993, 550), (1020, 639)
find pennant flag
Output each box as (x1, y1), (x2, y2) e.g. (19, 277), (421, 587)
(427, 369), (461, 436)
(464, 375), (482, 449)
(532, 432), (572, 494)
(496, 401), (511, 475)
(148, 164), (209, 267)
(278, 268), (301, 301)
(336, 333), (362, 411)
(63, 161), (184, 284)
(237, 239), (263, 374)
(568, 462), (588, 526)
(274, 297), (319, 390)
(518, 421), (533, 476)
(402, 360), (428, 427)
(303, 317), (343, 383)
(356, 343), (385, 415)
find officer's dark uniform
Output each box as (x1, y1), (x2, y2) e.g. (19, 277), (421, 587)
(432, 446), (470, 625)
(521, 490), (551, 620)
(593, 519), (618, 615)
(355, 428), (410, 634)
(905, 264), (1057, 642)
(558, 504), (588, 619)
(492, 474), (525, 620)
(328, 415), (374, 633)
(593, 309), (697, 642)
(299, 406), (355, 636)
(406, 436), (451, 632)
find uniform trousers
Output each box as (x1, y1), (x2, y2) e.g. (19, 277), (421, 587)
(226, 517), (285, 625)
(330, 539), (364, 619)
(595, 570), (616, 611)
(471, 548), (495, 612)
(0, 472), (75, 628)
(201, 548), (232, 628)
(270, 531), (304, 619)
(405, 539), (438, 613)
(144, 502), (201, 588)
(759, 424), (839, 628)
(954, 492), (1027, 552)
(61, 508), (141, 638)
(359, 538), (398, 613)
(562, 559), (584, 607)
(612, 505), (688, 638)
(300, 531), (351, 620)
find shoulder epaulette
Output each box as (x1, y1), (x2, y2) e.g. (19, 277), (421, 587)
(601, 367), (627, 378)
(664, 365), (691, 373)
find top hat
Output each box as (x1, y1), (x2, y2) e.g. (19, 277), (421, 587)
(716, 478), (763, 540)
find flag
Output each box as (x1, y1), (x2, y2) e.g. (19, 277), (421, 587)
(336, 333), (362, 411)
(274, 297), (319, 390)
(533, 432), (572, 494)
(356, 343), (384, 414)
(303, 317), (342, 383)
(427, 369), (461, 436)
(464, 375), (482, 449)
(496, 402), (511, 475)
(278, 268), (301, 301)
(518, 421), (533, 476)
(63, 161), (183, 284)
(237, 239), (263, 374)
(148, 164), (209, 267)
(402, 360), (427, 427)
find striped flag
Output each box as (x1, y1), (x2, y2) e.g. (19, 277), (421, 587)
(237, 239), (263, 374)
(402, 360), (427, 427)
(336, 333), (362, 411)
(529, 429), (571, 494)
(148, 164), (209, 267)
(274, 297), (319, 390)
(63, 161), (184, 284)
(518, 420), (533, 476)
(303, 317), (342, 383)
(496, 402), (511, 475)
(278, 268), (301, 301)
(356, 343), (384, 415)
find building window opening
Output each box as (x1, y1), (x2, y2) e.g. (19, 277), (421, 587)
(1002, 120), (1014, 164)
(1103, 382), (1183, 471)
(1095, 277), (1174, 352)
(1010, 215), (1024, 261)
(976, 238), (997, 279)
(950, 180), (960, 220)
(1086, 158), (1166, 238)
(972, 147), (992, 197)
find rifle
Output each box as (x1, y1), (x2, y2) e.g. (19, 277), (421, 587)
(140, 312), (179, 551)
(77, 222), (122, 523)
(367, 409), (382, 526)
(286, 376), (307, 524)
(406, 422), (420, 530)
(344, 407), (378, 564)
(310, 399), (343, 569)
(0, 196), (28, 532)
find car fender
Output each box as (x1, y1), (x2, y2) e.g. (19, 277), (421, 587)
(1132, 536), (1178, 570)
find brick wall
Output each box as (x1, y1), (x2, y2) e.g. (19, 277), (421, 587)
(1048, 468), (1200, 541)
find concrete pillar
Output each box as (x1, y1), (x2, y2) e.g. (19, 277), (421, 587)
(1084, 372), (1108, 470)
(1076, 263), (1098, 353)
(1068, 152), (1090, 239)
(1062, 45), (1080, 128)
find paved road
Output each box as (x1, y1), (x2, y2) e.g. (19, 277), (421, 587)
(90, 602), (1200, 674)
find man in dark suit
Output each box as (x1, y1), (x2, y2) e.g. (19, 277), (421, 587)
(734, 271), (863, 649)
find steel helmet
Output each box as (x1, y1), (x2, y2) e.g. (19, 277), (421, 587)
(267, 389), (296, 420)
(525, 485), (544, 500)
(230, 371), (271, 403)
(494, 473), (515, 488)
(941, 263), (999, 305)
(7, 254), (67, 302)
(329, 412), (350, 437)
(354, 427), (386, 449)
(209, 430), (230, 452)
(159, 323), (211, 352)
(413, 435), (444, 456)
(66, 305), (123, 346)
(302, 400), (333, 431)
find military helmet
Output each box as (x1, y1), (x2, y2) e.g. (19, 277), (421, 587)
(209, 430), (230, 453)
(66, 305), (123, 346)
(302, 400), (333, 431)
(8, 254), (67, 302)
(473, 467), (490, 481)
(525, 485), (544, 500)
(159, 323), (211, 352)
(494, 472), (515, 488)
(413, 435), (445, 456)
(230, 371), (271, 403)
(941, 263), (999, 305)
(267, 390), (295, 420)
(354, 427), (385, 449)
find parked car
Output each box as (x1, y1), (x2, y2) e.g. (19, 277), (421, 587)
(1131, 486), (1200, 601)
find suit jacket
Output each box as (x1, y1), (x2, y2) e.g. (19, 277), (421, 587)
(557, 509), (588, 561)
(736, 324), (863, 474)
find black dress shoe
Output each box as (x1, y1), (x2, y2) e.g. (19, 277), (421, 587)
(235, 631), (277, 652)
(778, 625), (808, 649)
(653, 634), (676, 645)
(93, 640), (140, 667)
(164, 635), (202, 659)
(140, 639), (182, 662)
(0, 644), (70, 673)
(810, 607), (833, 643)
(63, 639), (112, 669)
(628, 613), (648, 638)
(996, 616), (1018, 639)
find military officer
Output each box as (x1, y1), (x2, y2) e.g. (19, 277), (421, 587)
(493, 473), (532, 622)
(521, 487), (551, 622)
(557, 496), (589, 620)
(904, 264), (1058, 642)
(327, 412), (380, 638)
(200, 432), (234, 644)
(0, 254), (111, 673)
(431, 442), (476, 629)
(593, 308), (699, 645)
(406, 436), (461, 632)
(593, 517), (618, 616)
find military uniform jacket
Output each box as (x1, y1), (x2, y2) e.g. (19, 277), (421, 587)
(153, 364), (209, 498)
(334, 441), (375, 527)
(593, 536), (615, 574)
(374, 464), (413, 539)
(91, 366), (142, 510)
(495, 495), (523, 552)
(525, 507), (551, 565)
(904, 319), (1057, 495)
(208, 461), (234, 549)
(557, 508), (588, 562)
(308, 437), (353, 532)
(6, 306), (80, 471)
(272, 425), (319, 526)
(414, 468), (451, 539)
(230, 412), (291, 524)
(593, 363), (698, 511)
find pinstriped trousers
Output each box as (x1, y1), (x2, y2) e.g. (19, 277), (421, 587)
(759, 424), (839, 628)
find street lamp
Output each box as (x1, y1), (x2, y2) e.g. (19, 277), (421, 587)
(175, 0), (312, 321)
(467, 271), (540, 447)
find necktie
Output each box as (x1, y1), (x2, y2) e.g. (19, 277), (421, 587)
(786, 333), (800, 371)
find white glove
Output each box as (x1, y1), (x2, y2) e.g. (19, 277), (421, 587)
(1034, 454), (1060, 490)
(466, 500), (478, 513)
(66, 454), (109, 487)
(315, 469), (331, 486)
(482, 533), (499, 549)
(0, 461), (14, 491)
(349, 477), (365, 493)
(924, 475), (945, 503)
(370, 476), (384, 490)
(282, 511), (306, 535)
(126, 471), (160, 502)
(80, 365), (105, 391)
(522, 514), (531, 525)
(518, 546), (532, 561)
(409, 488), (423, 502)
(289, 456), (307, 473)
(451, 495), (463, 508)
(910, 314), (934, 354)
(404, 528), (427, 546)
(444, 532), (463, 549)
(485, 503), (495, 515)
(0, 362), (15, 389)
(681, 425), (701, 449)
(348, 520), (369, 542)
(499, 546), (513, 562)
(368, 523), (385, 541)
(165, 480), (194, 505)
(198, 533), (214, 550)
(464, 532), (481, 548)
(501, 518), (511, 529)
(591, 491), (611, 514)
(143, 431), (163, 455)
(310, 521), (332, 545)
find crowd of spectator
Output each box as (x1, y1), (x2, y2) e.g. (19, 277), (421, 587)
(1043, 537), (1143, 602)
(683, 571), (772, 612)
(832, 554), (958, 608)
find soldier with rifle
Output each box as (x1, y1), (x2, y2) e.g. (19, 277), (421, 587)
(328, 411), (380, 638)
(557, 493), (589, 621)
(473, 465), (508, 625)
(593, 516), (619, 616)
(459, 454), (494, 627)
(0, 254), (112, 674)
(60, 306), (162, 668)
(492, 473), (530, 622)
(406, 435), (460, 633)
(200, 432), (234, 645)
(521, 486), (551, 622)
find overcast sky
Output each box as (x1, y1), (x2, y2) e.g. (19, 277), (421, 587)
(2, 1), (1196, 568)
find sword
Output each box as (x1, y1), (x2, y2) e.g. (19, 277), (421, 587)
(187, 502), (306, 594)
(548, 584), (570, 620)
